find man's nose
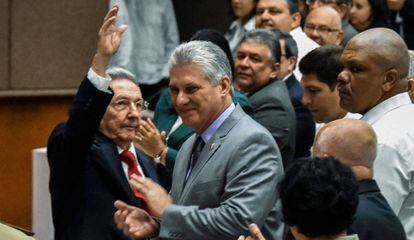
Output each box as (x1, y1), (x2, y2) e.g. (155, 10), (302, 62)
(302, 91), (311, 106)
(176, 91), (190, 106)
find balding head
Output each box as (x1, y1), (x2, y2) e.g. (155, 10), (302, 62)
(351, 28), (410, 79)
(304, 6), (343, 45)
(337, 28), (409, 114)
(313, 119), (377, 178)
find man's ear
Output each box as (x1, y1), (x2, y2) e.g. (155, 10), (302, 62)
(219, 76), (232, 95)
(336, 30), (344, 45)
(382, 69), (399, 92)
(288, 56), (297, 72)
(291, 12), (302, 29)
(270, 63), (281, 79)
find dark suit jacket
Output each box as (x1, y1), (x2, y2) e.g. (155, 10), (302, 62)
(154, 88), (254, 189)
(47, 77), (159, 240)
(159, 105), (284, 240)
(348, 179), (406, 240)
(284, 74), (315, 159)
(248, 79), (296, 169)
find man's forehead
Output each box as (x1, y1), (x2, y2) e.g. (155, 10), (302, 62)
(259, 0), (288, 9)
(239, 41), (271, 54)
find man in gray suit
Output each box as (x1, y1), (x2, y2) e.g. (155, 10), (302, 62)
(114, 41), (284, 239)
(235, 29), (296, 169)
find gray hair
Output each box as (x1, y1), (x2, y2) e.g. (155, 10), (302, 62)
(168, 41), (232, 85)
(242, 29), (281, 65)
(106, 67), (138, 86)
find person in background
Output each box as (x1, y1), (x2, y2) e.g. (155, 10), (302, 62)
(272, 30), (315, 158)
(108, 0), (179, 110)
(226, 0), (258, 56)
(235, 29), (296, 169)
(134, 29), (253, 190)
(255, 0), (319, 81)
(313, 119), (407, 240)
(306, 0), (357, 45)
(349, 0), (390, 32)
(239, 157), (360, 240)
(299, 45), (360, 132)
(304, 6), (344, 45)
(337, 28), (414, 238)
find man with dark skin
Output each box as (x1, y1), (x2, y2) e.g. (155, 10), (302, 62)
(337, 28), (414, 238)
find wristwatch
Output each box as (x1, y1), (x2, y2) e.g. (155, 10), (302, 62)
(153, 149), (164, 164)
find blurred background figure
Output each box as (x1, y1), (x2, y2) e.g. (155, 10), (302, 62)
(349, 0), (390, 32)
(109, 0), (179, 110)
(135, 29), (253, 190)
(306, 0), (357, 45)
(272, 30), (315, 158)
(226, 0), (258, 56)
(304, 6), (344, 45)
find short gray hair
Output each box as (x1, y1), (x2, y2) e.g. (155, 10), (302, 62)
(242, 29), (281, 65)
(168, 41), (232, 85)
(106, 67), (138, 86)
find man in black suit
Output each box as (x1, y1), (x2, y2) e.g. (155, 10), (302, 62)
(235, 29), (296, 169)
(47, 5), (159, 240)
(313, 119), (406, 240)
(273, 30), (315, 158)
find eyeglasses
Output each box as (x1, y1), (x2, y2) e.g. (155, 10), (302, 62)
(306, 0), (336, 5)
(304, 25), (340, 35)
(111, 99), (149, 111)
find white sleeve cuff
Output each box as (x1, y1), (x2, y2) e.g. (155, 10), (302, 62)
(87, 68), (112, 93)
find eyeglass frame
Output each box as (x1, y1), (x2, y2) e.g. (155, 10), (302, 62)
(305, 0), (337, 5)
(110, 99), (149, 111)
(304, 24), (341, 35)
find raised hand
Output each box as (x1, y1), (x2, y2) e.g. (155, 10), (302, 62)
(130, 174), (172, 218)
(135, 118), (167, 164)
(114, 200), (159, 239)
(92, 4), (128, 76)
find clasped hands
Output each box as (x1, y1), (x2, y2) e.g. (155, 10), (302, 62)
(114, 174), (172, 239)
(135, 118), (168, 165)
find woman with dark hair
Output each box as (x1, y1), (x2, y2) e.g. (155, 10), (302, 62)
(349, 0), (390, 31)
(134, 29), (253, 190)
(225, 0), (258, 56)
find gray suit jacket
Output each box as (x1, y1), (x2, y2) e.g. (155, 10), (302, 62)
(248, 79), (296, 169)
(159, 105), (284, 240)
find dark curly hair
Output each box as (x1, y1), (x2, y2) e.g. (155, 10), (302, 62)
(279, 156), (359, 238)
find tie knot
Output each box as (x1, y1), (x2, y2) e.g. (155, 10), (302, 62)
(119, 150), (136, 167)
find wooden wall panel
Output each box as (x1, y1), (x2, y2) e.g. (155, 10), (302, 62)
(11, 0), (108, 90)
(0, 97), (72, 229)
(0, 0), (9, 90)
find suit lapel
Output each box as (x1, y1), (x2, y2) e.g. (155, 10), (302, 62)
(178, 105), (245, 203)
(92, 132), (141, 205)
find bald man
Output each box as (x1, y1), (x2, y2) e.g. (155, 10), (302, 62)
(304, 6), (344, 45)
(313, 119), (406, 240)
(337, 28), (414, 239)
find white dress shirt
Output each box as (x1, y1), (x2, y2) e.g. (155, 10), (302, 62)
(290, 27), (319, 81)
(361, 92), (414, 239)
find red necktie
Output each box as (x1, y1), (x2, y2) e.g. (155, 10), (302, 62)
(119, 150), (145, 200)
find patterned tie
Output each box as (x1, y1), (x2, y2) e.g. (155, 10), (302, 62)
(185, 136), (205, 183)
(119, 150), (145, 200)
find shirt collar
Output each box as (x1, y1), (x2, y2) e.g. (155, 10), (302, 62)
(361, 92), (411, 124)
(200, 103), (235, 143)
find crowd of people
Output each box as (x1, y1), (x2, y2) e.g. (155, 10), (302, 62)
(33, 0), (414, 240)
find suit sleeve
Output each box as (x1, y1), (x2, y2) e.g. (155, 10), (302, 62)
(159, 132), (283, 240)
(47, 76), (113, 188)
